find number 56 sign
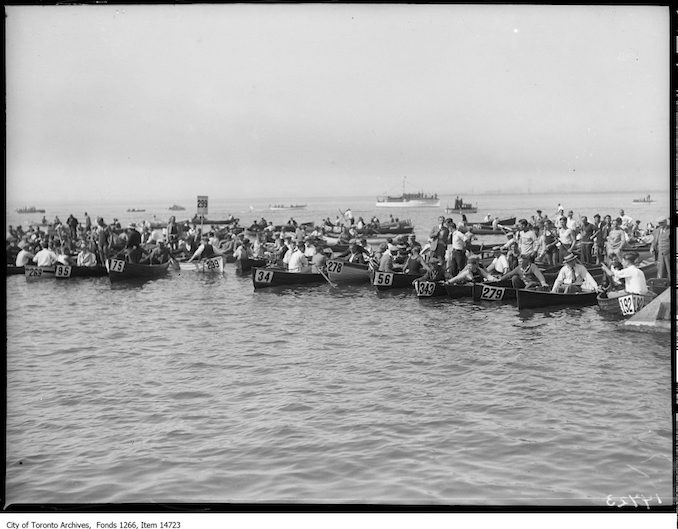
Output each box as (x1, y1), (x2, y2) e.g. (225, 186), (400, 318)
(197, 195), (208, 216)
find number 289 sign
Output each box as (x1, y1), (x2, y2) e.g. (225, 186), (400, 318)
(197, 195), (208, 216)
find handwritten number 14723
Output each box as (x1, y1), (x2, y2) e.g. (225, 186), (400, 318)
(606, 494), (662, 509)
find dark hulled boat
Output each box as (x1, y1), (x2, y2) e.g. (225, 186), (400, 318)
(516, 288), (598, 310)
(252, 267), (326, 289)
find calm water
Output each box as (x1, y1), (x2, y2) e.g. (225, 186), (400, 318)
(5, 192), (673, 506)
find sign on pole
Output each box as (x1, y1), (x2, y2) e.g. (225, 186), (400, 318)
(197, 195), (208, 217)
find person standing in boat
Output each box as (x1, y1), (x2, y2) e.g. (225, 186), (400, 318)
(122, 223), (146, 264)
(556, 216), (576, 264)
(600, 251), (649, 298)
(577, 216), (595, 265)
(605, 218), (627, 261)
(166, 216), (181, 252)
(498, 254), (549, 290)
(649, 217), (670, 280)
(551, 253), (599, 293)
(515, 219), (538, 261)
(538, 219), (559, 266)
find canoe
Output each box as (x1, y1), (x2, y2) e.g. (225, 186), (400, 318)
(326, 259), (370, 284)
(516, 288), (598, 310)
(235, 257), (267, 274)
(25, 264), (108, 279)
(413, 280), (448, 298)
(252, 267), (326, 289)
(597, 291), (657, 317)
(444, 283), (473, 298)
(471, 280), (519, 302)
(107, 258), (170, 283)
(369, 269), (421, 290)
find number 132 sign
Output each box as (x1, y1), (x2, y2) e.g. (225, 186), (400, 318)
(197, 195), (208, 216)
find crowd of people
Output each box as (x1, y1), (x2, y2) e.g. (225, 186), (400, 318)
(6, 204), (671, 298)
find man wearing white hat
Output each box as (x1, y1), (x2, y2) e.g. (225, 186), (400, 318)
(650, 217), (670, 280)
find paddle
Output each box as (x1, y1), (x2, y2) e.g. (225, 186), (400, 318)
(317, 265), (338, 288)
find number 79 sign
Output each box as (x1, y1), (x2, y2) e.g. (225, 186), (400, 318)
(197, 195), (208, 216)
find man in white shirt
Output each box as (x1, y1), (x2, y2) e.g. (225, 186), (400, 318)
(33, 243), (58, 267)
(487, 247), (510, 276)
(288, 242), (309, 273)
(516, 219), (538, 260)
(551, 253), (599, 293)
(15, 242), (35, 267)
(76, 242), (98, 267)
(600, 251), (648, 296)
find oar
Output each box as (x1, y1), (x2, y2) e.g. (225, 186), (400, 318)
(317, 266), (338, 288)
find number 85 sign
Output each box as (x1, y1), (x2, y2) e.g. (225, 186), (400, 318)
(197, 195), (208, 216)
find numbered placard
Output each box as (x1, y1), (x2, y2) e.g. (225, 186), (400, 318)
(25, 266), (43, 278)
(254, 269), (274, 284)
(415, 281), (436, 297)
(617, 294), (645, 316)
(480, 285), (506, 300)
(109, 259), (126, 273)
(197, 195), (208, 216)
(55, 264), (72, 278)
(327, 260), (343, 274)
(200, 256), (223, 272)
(373, 271), (393, 286)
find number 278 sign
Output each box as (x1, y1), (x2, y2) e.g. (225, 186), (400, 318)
(197, 195), (208, 216)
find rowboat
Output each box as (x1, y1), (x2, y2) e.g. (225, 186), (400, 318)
(471, 280), (519, 302)
(235, 257), (267, 275)
(369, 269), (421, 290)
(326, 259), (370, 284)
(25, 264), (108, 279)
(357, 223), (415, 236)
(106, 258), (170, 283)
(252, 266), (326, 289)
(468, 226), (512, 236)
(516, 288), (598, 310)
(597, 291), (657, 317)
(444, 283), (473, 299)
(190, 256), (225, 273)
(475, 217), (516, 227)
(7, 265), (25, 276)
(413, 280), (447, 297)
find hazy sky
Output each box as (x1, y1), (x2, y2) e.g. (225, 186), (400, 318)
(5, 4), (670, 203)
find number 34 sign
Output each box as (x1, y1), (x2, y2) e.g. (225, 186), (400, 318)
(197, 195), (208, 216)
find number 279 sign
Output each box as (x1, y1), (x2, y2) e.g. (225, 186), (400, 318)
(197, 195), (208, 216)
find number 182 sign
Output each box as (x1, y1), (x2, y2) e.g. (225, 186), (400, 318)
(197, 195), (208, 216)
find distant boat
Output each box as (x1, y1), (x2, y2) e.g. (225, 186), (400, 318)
(169, 204), (186, 210)
(127, 208), (146, 212)
(17, 206), (46, 214)
(375, 177), (439, 208)
(632, 194), (654, 203)
(269, 204), (308, 210)
(445, 198), (478, 214)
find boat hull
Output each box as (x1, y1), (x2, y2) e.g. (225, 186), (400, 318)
(413, 280), (448, 297)
(252, 267), (326, 289)
(446, 207), (478, 214)
(597, 292), (657, 317)
(443, 283), (473, 298)
(107, 259), (170, 282)
(516, 288), (598, 310)
(376, 199), (440, 208)
(326, 259), (370, 284)
(369, 269), (421, 290)
(25, 264), (108, 279)
(471, 280), (518, 302)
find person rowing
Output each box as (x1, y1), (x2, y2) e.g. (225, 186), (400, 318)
(187, 233), (224, 264)
(497, 253), (549, 290)
(413, 255), (446, 283)
(551, 252), (599, 293)
(599, 251), (649, 298)
(446, 255), (498, 285)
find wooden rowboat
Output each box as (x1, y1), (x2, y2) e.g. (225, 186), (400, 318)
(252, 267), (326, 289)
(369, 269), (421, 290)
(235, 257), (267, 274)
(596, 291), (657, 317)
(107, 258), (170, 283)
(326, 259), (370, 284)
(516, 288), (598, 310)
(7, 265), (25, 276)
(413, 280), (448, 298)
(25, 264), (108, 279)
(194, 256), (225, 273)
(444, 283), (473, 298)
(471, 280), (519, 302)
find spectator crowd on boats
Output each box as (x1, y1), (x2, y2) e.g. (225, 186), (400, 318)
(6, 203), (671, 297)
